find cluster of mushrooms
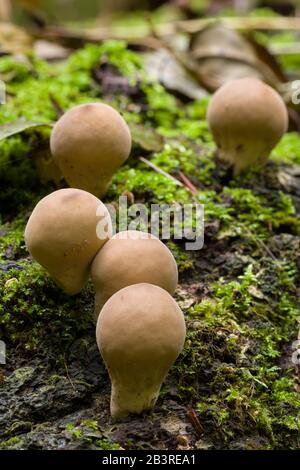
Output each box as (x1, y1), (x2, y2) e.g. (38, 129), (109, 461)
(24, 76), (288, 420)
(24, 103), (186, 420)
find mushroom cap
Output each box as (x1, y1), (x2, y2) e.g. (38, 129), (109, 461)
(207, 77), (288, 174)
(91, 230), (178, 318)
(96, 283), (186, 419)
(25, 188), (112, 295)
(50, 103), (132, 197)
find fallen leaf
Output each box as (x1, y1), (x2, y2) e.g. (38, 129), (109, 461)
(245, 32), (286, 82)
(186, 22), (286, 91)
(130, 123), (164, 152)
(0, 119), (51, 140)
(143, 48), (207, 100)
(277, 167), (300, 195)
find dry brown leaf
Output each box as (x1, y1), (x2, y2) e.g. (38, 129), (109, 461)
(0, 119), (51, 140)
(130, 123), (164, 153)
(187, 22), (286, 91)
(144, 48), (208, 100)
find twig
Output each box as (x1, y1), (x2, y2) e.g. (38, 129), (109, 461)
(139, 158), (201, 198)
(30, 24), (164, 50)
(187, 408), (204, 439)
(244, 226), (277, 261)
(63, 356), (76, 392)
(49, 93), (65, 118)
(177, 171), (198, 194)
(29, 16), (300, 50)
(256, 237), (277, 261)
(139, 156), (184, 187)
(176, 16), (300, 33)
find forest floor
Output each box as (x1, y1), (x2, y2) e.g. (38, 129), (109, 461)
(0, 32), (299, 450)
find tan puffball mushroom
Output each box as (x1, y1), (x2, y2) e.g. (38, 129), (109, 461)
(96, 283), (186, 420)
(207, 77), (288, 174)
(24, 188), (112, 295)
(50, 103), (131, 197)
(91, 230), (178, 318)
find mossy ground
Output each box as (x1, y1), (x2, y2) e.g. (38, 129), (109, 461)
(0, 40), (299, 450)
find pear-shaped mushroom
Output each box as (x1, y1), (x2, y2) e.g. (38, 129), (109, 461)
(91, 230), (178, 318)
(207, 77), (288, 174)
(96, 283), (186, 420)
(50, 103), (131, 197)
(25, 188), (112, 295)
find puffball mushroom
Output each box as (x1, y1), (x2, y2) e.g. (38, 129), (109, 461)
(96, 283), (186, 419)
(91, 230), (178, 318)
(50, 103), (131, 197)
(24, 188), (112, 295)
(207, 77), (288, 174)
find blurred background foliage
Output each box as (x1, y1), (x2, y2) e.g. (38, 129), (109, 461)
(4, 1), (300, 24)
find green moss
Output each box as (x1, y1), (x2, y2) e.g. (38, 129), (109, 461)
(0, 262), (93, 352)
(0, 41), (141, 212)
(64, 420), (122, 450)
(167, 241), (194, 273)
(199, 190), (233, 223)
(0, 41), (139, 125)
(0, 55), (34, 83)
(81, 419), (98, 431)
(143, 82), (181, 128)
(109, 165), (190, 204)
(0, 436), (25, 449)
(174, 260), (300, 448)
(0, 39), (300, 450)
(254, 30), (300, 72)
(271, 133), (300, 165)
(0, 217), (26, 261)
(223, 188), (300, 239)
(68, 427), (83, 439)
(249, 8), (279, 17)
(0, 135), (46, 217)
(95, 439), (122, 450)
(68, 41), (142, 82)
(151, 142), (216, 187)
(279, 54), (300, 71)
